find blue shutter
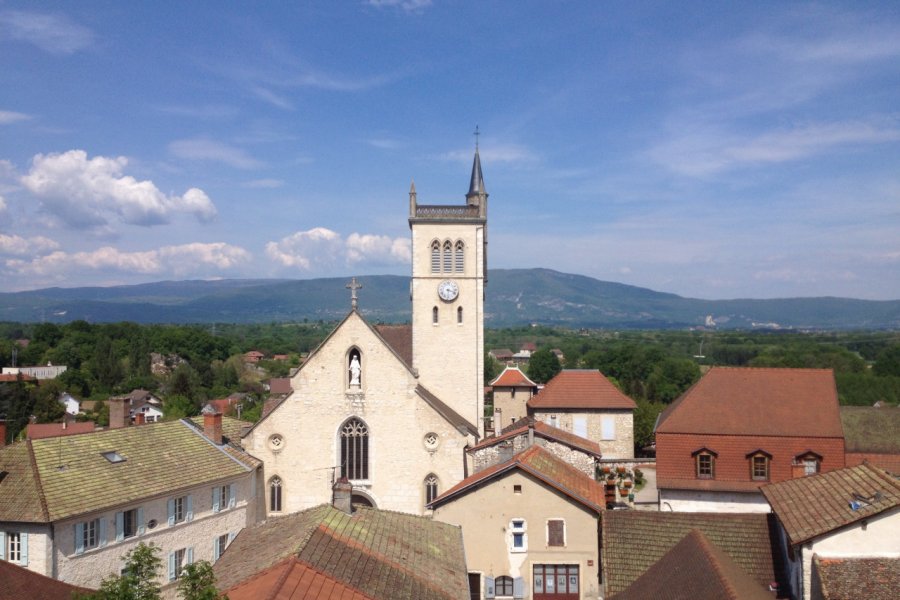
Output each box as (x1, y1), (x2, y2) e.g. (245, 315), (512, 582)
(168, 552), (176, 581)
(213, 537), (220, 561)
(99, 518), (108, 548)
(227, 531), (235, 544)
(74, 523), (85, 555)
(19, 533), (27, 566)
(115, 512), (124, 541)
(167, 499), (175, 526)
(186, 495), (193, 522)
(513, 576), (524, 599)
(212, 488), (220, 513)
(0, 531), (6, 560)
(228, 484), (236, 508)
(484, 575), (494, 599)
(186, 547), (193, 565)
(137, 508), (145, 535)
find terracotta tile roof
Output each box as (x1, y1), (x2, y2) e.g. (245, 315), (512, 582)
(374, 324), (412, 368)
(468, 418), (601, 457)
(268, 377), (293, 395)
(215, 504), (469, 600)
(812, 556), (900, 600)
(612, 529), (775, 600)
(656, 367), (843, 437)
(601, 511), (786, 597)
(840, 406), (900, 453)
(226, 557), (374, 600)
(761, 463), (900, 546)
(528, 370), (636, 410)
(26, 421), (96, 439)
(415, 384), (478, 437)
(431, 445), (605, 512)
(0, 441), (48, 522)
(0, 373), (36, 382)
(0, 559), (93, 599)
(489, 366), (537, 388)
(0, 420), (256, 523)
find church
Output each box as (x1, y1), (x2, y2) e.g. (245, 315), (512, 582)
(243, 148), (488, 516)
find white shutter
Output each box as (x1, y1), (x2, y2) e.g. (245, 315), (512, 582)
(167, 499), (175, 526)
(19, 533), (27, 566)
(137, 508), (145, 535)
(115, 512), (124, 541)
(99, 518), (108, 548)
(74, 523), (85, 554)
(602, 416), (615, 440)
(513, 576), (524, 599)
(484, 575), (495, 599)
(168, 552), (176, 581)
(186, 547), (193, 565)
(0, 531), (6, 560)
(212, 487), (220, 513)
(228, 484), (236, 508)
(213, 537), (220, 561)
(186, 495), (194, 521)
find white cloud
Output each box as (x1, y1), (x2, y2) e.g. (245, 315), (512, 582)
(19, 150), (217, 228)
(367, 0), (432, 12)
(242, 178), (284, 189)
(0, 233), (58, 256)
(0, 195), (6, 215)
(0, 10), (93, 54)
(440, 143), (538, 164)
(0, 110), (31, 124)
(4, 242), (250, 278)
(366, 137), (404, 150)
(169, 138), (263, 169)
(250, 86), (294, 110)
(266, 227), (410, 271)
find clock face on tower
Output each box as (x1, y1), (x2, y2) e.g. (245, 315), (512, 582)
(437, 279), (459, 302)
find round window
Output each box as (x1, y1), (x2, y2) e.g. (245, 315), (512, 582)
(424, 432), (440, 451)
(269, 434), (285, 452)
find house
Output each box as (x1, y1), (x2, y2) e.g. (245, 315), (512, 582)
(528, 369), (637, 459)
(126, 389), (162, 407)
(130, 398), (164, 423)
(840, 405), (900, 473)
(57, 392), (80, 416)
(468, 417), (601, 477)
(601, 511), (788, 598)
(213, 484), (469, 600)
(430, 445), (606, 600)
(242, 350), (265, 363)
(0, 407), (262, 591)
(490, 366), (538, 429)
(489, 348), (514, 363)
(1, 363), (67, 380)
(761, 462), (900, 600)
(242, 148), (487, 517)
(0, 560), (92, 600)
(655, 367), (846, 512)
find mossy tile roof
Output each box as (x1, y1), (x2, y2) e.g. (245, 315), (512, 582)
(0, 441), (48, 522)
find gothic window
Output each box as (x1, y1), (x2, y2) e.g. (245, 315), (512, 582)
(454, 240), (464, 272)
(433, 306), (439, 324)
(431, 240), (440, 273)
(269, 476), (282, 512)
(340, 418), (369, 480)
(457, 306), (463, 323)
(442, 240), (452, 272)
(348, 349), (361, 387)
(425, 474), (439, 506)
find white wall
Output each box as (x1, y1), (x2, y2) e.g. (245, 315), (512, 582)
(659, 489), (771, 513)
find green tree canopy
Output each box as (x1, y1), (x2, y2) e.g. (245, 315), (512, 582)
(85, 542), (162, 600)
(177, 560), (228, 600)
(527, 348), (562, 384)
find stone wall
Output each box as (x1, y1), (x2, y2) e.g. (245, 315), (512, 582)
(532, 409), (634, 459)
(470, 435), (596, 478)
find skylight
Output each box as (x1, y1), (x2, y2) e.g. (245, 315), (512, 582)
(101, 451), (126, 463)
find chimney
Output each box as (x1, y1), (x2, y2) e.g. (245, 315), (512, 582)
(0, 420), (6, 447)
(332, 477), (353, 514)
(202, 404), (223, 445)
(791, 461), (806, 479)
(134, 413), (145, 426)
(108, 397), (129, 429)
(527, 416), (535, 447)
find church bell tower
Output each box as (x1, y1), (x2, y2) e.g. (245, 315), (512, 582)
(408, 144), (487, 437)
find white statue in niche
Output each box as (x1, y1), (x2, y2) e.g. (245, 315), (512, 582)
(349, 353), (361, 387)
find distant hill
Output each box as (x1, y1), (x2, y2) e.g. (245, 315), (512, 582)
(1, 268), (898, 329)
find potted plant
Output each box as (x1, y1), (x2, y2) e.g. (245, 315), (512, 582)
(623, 480), (633, 489)
(601, 465), (611, 475)
(616, 466), (626, 475)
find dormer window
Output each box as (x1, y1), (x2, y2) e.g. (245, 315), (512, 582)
(691, 448), (717, 479)
(795, 451), (822, 476)
(747, 450), (772, 481)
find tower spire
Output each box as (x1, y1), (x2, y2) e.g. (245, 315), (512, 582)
(467, 125), (487, 204)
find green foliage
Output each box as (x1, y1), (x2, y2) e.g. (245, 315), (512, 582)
(645, 357), (700, 403)
(176, 560), (227, 600)
(165, 394), (199, 419)
(87, 542), (162, 600)
(632, 399), (666, 450)
(836, 373), (900, 406)
(32, 379), (66, 423)
(484, 352), (501, 385)
(874, 345), (900, 377)
(527, 348), (561, 384)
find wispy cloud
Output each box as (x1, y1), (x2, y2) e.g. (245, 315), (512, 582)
(0, 110), (31, 124)
(366, 0), (432, 13)
(0, 10), (93, 54)
(266, 227), (410, 271)
(0, 233), (58, 256)
(366, 137), (404, 150)
(439, 143), (538, 164)
(19, 150), (217, 229)
(242, 178), (284, 189)
(168, 138), (263, 169)
(154, 104), (239, 119)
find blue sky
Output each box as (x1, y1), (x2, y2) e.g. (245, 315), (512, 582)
(1, 1), (899, 299)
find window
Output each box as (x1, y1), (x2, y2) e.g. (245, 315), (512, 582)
(601, 416), (616, 440)
(430, 240), (441, 273)
(116, 508), (142, 541)
(168, 495), (192, 525)
(101, 451), (126, 463)
(547, 519), (565, 547)
(496, 576), (514, 596)
(424, 474), (439, 506)
(750, 453), (770, 481)
(513, 484), (522, 494)
(432, 306), (438, 324)
(454, 240), (464, 272)
(74, 518), (104, 554)
(442, 240), (452, 272)
(340, 418), (369, 480)
(269, 477), (283, 512)
(534, 564), (578, 596)
(168, 547), (193, 581)
(213, 533), (233, 561)
(457, 306), (463, 324)
(212, 485), (235, 513)
(2, 532), (26, 565)
(509, 519), (527, 552)
(692, 448), (717, 479)
(804, 458), (820, 475)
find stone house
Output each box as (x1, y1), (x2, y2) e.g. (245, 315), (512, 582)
(430, 445), (606, 600)
(490, 366), (538, 430)
(528, 370), (636, 460)
(0, 411), (261, 592)
(761, 463), (900, 600)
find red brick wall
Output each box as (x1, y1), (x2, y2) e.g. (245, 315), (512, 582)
(657, 433), (846, 483)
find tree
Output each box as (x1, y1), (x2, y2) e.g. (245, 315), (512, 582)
(632, 399), (666, 452)
(527, 348), (561, 384)
(177, 561), (228, 600)
(32, 378), (66, 423)
(874, 345), (900, 378)
(484, 352), (501, 385)
(88, 542), (162, 600)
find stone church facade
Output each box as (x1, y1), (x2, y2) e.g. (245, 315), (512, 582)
(243, 149), (488, 516)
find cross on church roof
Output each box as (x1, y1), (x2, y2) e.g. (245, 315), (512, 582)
(346, 277), (362, 309)
(474, 124), (480, 151)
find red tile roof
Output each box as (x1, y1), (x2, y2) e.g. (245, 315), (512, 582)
(489, 366), (537, 388)
(226, 557), (374, 600)
(431, 445), (606, 512)
(612, 529), (775, 600)
(268, 377), (293, 395)
(468, 418), (601, 458)
(0, 373), (36, 382)
(602, 511), (786, 597)
(374, 324), (412, 368)
(761, 462), (900, 546)
(528, 369), (636, 410)
(656, 367), (843, 437)
(0, 560), (93, 599)
(25, 421), (96, 439)
(812, 556), (900, 600)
